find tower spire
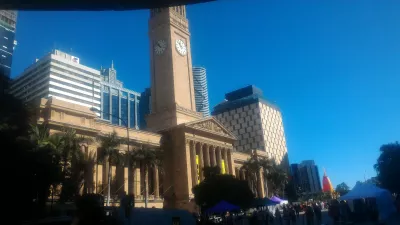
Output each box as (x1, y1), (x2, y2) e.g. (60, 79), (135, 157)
(111, 60), (114, 69)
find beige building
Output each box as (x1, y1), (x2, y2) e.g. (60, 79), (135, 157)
(213, 85), (289, 168)
(33, 6), (273, 211)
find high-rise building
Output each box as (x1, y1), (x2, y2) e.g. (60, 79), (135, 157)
(9, 49), (101, 116)
(100, 62), (141, 129)
(212, 85), (289, 167)
(138, 88), (151, 129)
(193, 66), (210, 117)
(0, 10), (18, 78)
(290, 163), (301, 187)
(297, 160), (322, 194)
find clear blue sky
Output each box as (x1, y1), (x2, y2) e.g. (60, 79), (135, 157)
(11, 0), (400, 188)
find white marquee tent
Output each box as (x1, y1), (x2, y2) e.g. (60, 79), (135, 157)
(339, 182), (396, 220)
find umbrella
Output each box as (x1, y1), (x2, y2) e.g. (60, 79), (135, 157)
(206, 201), (240, 214)
(252, 198), (279, 207)
(270, 196), (284, 203)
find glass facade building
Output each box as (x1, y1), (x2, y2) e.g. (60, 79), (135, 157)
(193, 67), (210, 117)
(138, 88), (151, 129)
(0, 10), (18, 78)
(100, 62), (141, 129)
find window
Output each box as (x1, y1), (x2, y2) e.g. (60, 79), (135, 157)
(3, 45), (7, 49)
(111, 95), (119, 125)
(4, 36), (8, 40)
(102, 92), (110, 120)
(1, 55), (5, 58)
(129, 100), (135, 128)
(121, 98), (128, 127)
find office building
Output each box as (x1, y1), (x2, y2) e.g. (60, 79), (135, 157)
(212, 85), (289, 167)
(297, 160), (322, 194)
(138, 88), (151, 129)
(9, 49), (101, 116)
(193, 66), (210, 117)
(290, 163), (301, 188)
(100, 62), (141, 129)
(0, 10), (18, 78)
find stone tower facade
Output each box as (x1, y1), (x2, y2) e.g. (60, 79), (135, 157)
(147, 6), (202, 132)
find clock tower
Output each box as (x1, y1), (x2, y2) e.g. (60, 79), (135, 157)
(147, 6), (203, 132)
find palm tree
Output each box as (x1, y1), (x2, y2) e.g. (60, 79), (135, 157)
(133, 145), (163, 208)
(241, 158), (261, 197)
(97, 131), (120, 206)
(258, 157), (275, 197)
(125, 150), (140, 196)
(267, 167), (288, 197)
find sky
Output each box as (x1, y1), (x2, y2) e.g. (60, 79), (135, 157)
(11, 0), (400, 188)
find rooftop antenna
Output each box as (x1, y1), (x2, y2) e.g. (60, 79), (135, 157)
(111, 60), (114, 69)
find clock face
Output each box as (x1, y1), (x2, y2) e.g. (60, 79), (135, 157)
(175, 39), (187, 56)
(154, 39), (167, 55)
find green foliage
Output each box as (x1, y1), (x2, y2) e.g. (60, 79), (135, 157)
(267, 167), (288, 196)
(203, 166), (221, 179)
(241, 152), (288, 197)
(284, 179), (300, 202)
(1, 94), (63, 220)
(335, 182), (350, 196)
(374, 142), (400, 194)
(192, 174), (254, 211)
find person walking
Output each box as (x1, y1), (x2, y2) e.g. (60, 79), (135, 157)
(312, 203), (321, 225)
(283, 206), (291, 225)
(304, 203), (315, 225)
(275, 207), (283, 225)
(328, 200), (340, 225)
(289, 206), (296, 225)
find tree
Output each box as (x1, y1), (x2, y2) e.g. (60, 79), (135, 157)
(1, 92), (64, 221)
(335, 182), (350, 196)
(192, 174), (254, 211)
(203, 166), (221, 179)
(267, 167), (288, 197)
(241, 158), (261, 197)
(258, 157), (275, 197)
(133, 145), (163, 208)
(98, 131), (121, 206)
(374, 142), (400, 194)
(284, 179), (300, 202)
(54, 128), (93, 202)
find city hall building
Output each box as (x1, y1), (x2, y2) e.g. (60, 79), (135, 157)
(28, 6), (274, 211)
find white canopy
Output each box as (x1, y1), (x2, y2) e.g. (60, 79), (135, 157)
(340, 182), (396, 220)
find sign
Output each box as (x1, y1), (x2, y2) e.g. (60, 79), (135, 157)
(172, 217), (180, 225)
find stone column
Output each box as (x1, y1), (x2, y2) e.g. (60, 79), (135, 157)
(235, 168), (240, 179)
(103, 156), (109, 196)
(210, 146), (217, 167)
(190, 141), (198, 188)
(217, 147), (222, 172)
(203, 144), (210, 167)
(257, 169), (265, 198)
(198, 143), (204, 181)
(153, 165), (159, 198)
(124, 167), (129, 194)
(227, 149), (235, 177)
(223, 148), (229, 174)
(134, 167), (141, 197)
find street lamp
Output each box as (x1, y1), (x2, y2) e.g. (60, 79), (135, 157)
(90, 107), (131, 205)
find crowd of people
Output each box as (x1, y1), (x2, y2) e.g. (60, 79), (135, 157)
(193, 202), (324, 225)
(194, 196), (400, 225)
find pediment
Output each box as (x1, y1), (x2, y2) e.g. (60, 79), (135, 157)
(184, 117), (237, 140)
